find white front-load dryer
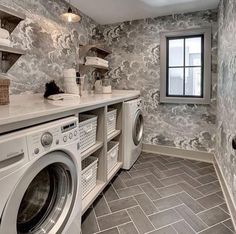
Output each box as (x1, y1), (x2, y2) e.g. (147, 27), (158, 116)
(123, 98), (144, 170)
(0, 117), (81, 234)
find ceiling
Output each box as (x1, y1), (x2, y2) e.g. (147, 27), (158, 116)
(71, 0), (220, 25)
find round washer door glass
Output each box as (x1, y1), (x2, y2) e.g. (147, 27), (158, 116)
(132, 110), (144, 146)
(0, 152), (77, 234)
(17, 164), (72, 233)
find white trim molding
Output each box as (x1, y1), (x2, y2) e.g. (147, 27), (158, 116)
(142, 143), (214, 163)
(213, 156), (236, 230)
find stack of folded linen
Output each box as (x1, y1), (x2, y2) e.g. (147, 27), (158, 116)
(85, 57), (109, 68)
(63, 68), (80, 95)
(0, 28), (10, 47)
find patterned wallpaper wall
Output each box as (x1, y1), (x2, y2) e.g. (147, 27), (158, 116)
(2, 0), (218, 154)
(0, 0), (97, 94)
(96, 10), (218, 153)
(216, 0), (236, 205)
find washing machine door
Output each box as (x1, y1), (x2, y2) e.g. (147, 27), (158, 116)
(132, 109), (144, 146)
(0, 151), (77, 234)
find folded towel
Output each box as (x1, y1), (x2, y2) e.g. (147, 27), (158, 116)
(0, 28), (10, 39)
(85, 60), (109, 68)
(0, 38), (11, 47)
(86, 56), (108, 65)
(86, 59), (108, 65)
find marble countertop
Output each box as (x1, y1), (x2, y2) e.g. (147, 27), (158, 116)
(0, 90), (140, 133)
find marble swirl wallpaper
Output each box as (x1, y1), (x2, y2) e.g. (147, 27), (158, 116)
(216, 0), (236, 205)
(1, 0), (218, 154)
(3, 0), (236, 218)
(96, 10), (218, 153)
(0, 0), (98, 94)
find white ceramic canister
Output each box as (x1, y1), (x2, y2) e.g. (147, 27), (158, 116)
(63, 68), (79, 95)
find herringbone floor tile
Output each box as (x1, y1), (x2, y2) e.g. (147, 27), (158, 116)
(82, 152), (235, 234)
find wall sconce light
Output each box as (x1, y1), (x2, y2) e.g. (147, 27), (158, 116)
(60, 0), (81, 23)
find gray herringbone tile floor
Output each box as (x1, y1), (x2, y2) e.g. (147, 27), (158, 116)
(82, 152), (235, 234)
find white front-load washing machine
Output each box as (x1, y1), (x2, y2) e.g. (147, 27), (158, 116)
(0, 117), (81, 234)
(123, 98), (144, 170)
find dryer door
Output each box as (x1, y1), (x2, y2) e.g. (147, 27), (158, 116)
(0, 151), (77, 234)
(132, 110), (144, 146)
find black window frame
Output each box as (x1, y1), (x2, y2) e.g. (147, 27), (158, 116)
(166, 34), (204, 98)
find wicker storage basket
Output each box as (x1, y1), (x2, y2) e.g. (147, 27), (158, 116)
(107, 141), (119, 173)
(107, 109), (117, 135)
(81, 156), (98, 198)
(79, 114), (98, 152)
(0, 78), (10, 105)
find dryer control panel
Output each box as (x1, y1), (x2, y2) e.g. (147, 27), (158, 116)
(27, 117), (79, 159)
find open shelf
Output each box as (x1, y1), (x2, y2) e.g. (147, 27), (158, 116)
(79, 44), (111, 77)
(79, 44), (111, 58)
(82, 180), (106, 215)
(0, 45), (24, 55)
(81, 141), (103, 161)
(107, 162), (123, 182)
(0, 4), (25, 33)
(0, 45), (25, 72)
(80, 103), (124, 216)
(80, 63), (109, 70)
(0, 5), (26, 73)
(107, 129), (121, 142)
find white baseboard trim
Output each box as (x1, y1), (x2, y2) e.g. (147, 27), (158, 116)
(213, 156), (236, 230)
(142, 143), (214, 163)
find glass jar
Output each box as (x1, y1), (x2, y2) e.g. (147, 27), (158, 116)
(102, 78), (112, 94)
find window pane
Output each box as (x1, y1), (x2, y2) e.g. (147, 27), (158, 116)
(185, 37), (202, 66)
(185, 67), (202, 96)
(168, 39), (184, 67)
(168, 68), (184, 95)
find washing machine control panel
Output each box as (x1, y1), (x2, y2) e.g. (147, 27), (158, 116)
(27, 118), (79, 159)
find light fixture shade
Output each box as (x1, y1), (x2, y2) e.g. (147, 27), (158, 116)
(60, 7), (81, 23)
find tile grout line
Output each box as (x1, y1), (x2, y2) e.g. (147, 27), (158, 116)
(196, 202), (230, 215)
(221, 219), (235, 233)
(82, 153), (235, 234)
(217, 203), (231, 215)
(92, 208), (101, 232)
(125, 205), (144, 234)
(102, 192), (113, 214)
(118, 221), (140, 234)
(132, 204), (156, 231)
(145, 219), (185, 234)
(152, 191), (183, 202)
(171, 219), (197, 234)
(147, 204), (185, 218)
(133, 194), (160, 214)
(197, 218), (232, 233)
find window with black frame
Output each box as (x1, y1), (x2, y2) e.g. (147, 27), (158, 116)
(166, 35), (204, 97)
(160, 28), (211, 105)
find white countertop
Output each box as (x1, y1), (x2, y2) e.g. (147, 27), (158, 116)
(0, 90), (140, 133)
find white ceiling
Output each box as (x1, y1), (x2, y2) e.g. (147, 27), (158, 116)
(71, 0), (220, 25)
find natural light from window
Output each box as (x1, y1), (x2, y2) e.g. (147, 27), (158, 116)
(168, 36), (202, 97)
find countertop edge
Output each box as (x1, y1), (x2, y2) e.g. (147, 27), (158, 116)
(0, 90), (140, 134)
